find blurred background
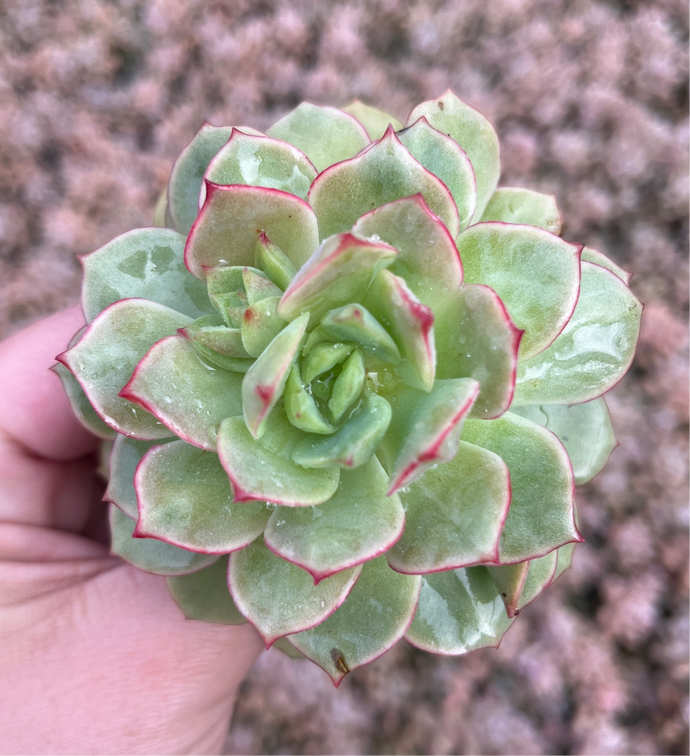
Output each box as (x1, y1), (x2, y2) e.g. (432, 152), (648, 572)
(1, 0), (688, 753)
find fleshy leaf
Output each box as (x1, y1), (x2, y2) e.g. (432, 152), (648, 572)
(407, 90), (501, 221)
(242, 313), (309, 439)
(462, 412), (581, 563)
(513, 262), (643, 405)
(386, 440), (510, 574)
(329, 349), (366, 422)
(59, 299), (191, 440)
(263, 456), (404, 581)
(309, 127), (460, 240)
(80, 228), (213, 323)
(289, 557), (420, 686)
(52, 360), (115, 440)
(266, 102), (370, 172)
(152, 186), (169, 228)
(121, 335), (243, 449)
(135, 440), (270, 553)
(241, 296), (286, 358)
(384, 378), (480, 495)
(181, 318), (250, 358)
(435, 284), (522, 419)
(254, 232), (297, 290)
(365, 270), (436, 392)
(277, 232), (397, 323)
(486, 562), (529, 617)
(203, 129), (316, 201)
(510, 399), (616, 485)
(185, 183), (319, 279)
(284, 365), (334, 435)
(516, 551), (558, 613)
(342, 100), (404, 140)
(480, 187), (562, 234)
(321, 304), (401, 365)
(109, 505), (217, 576)
(398, 117), (477, 230)
(301, 342), (354, 385)
(352, 195), (463, 311)
(205, 265), (245, 296)
(405, 567), (514, 654)
(168, 555), (247, 624)
(273, 638), (307, 659)
(458, 223), (581, 359)
(292, 393), (392, 470)
(552, 542), (577, 583)
(217, 412), (340, 506)
(228, 538), (361, 645)
(242, 267), (283, 305)
(581, 246), (631, 284)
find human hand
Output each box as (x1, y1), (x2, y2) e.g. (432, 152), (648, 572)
(0, 306), (264, 755)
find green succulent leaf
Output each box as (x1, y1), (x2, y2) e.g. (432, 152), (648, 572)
(309, 127), (460, 240)
(398, 117), (477, 231)
(553, 541), (577, 583)
(181, 317), (250, 358)
(59, 299), (191, 440)
(435, 283), (522, 419)
(407, 90), (501, 221)
(168, 555), (247, 625)
(264, 456), (404, 582)
(267, 102), (370, 172)
(109, 505), (217, 576)
(321, 304), (401, 365)
(228, 537), (362, 645)
(272, 638), (307, 659)
(284, 365), (334, 435)
(217, 412), (340, 506)
(242, 267), (283, 305)
(52, 360), (115, 440)
(581, 246), (631, 284)
(289, 556), (420, 686)
(462, 412), (581, 563)
(204, 129), (316, 200)
(152, 186), (169, 228)
(121, 334), (244, 449)
(81, 228), (213, 323)
(458, 223), (581, 359)
(301, 342), (355, 384)
(510, 399), (616, 485)
(386, 440), (510, 574)
(480, 187), (562, 234)
(254, 233), (297, 291)
(342, 100), (403, 140)
(241, 296), (286, 358)
(516, 551), (558, 612)
(185, 184), (319, 279)
(513, 262), (643, 405)
(486, 562), (529, 617)
(329, 349), (366, 422)
(405, 566), (514, 655)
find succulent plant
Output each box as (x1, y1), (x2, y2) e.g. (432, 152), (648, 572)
(55, 91), (642, 685)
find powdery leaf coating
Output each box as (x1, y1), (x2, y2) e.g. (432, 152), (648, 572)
(480, 187), (562, 235)
(121, 334), (243, 450)
(342, 100), (404, 140)
(60, 299), (191, 440)
(309, 127), (460, 240)
(52, 359), (115, 440)
(267, 102), (370, 172)
(581, 246), (631, 284)
(386, 441), (510, 574)
(514, 262), (643, 405)
(458, 223), (582, 359)
(228, 537), (362, 645)
(288, 556), (421, 686)
(109, 504), (218, 576)
(264, 456), (404, 581)
(135, 440), (271, 553)
(462, 412), (582, 563)
(405, 566), (514, 655)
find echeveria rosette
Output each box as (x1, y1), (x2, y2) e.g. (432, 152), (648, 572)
(56, 90), (642, 686)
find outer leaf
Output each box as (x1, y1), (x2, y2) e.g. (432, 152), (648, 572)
(203, 129), (316, 201)
(352, 195), (463, 312)
(58, 299), (191, 440)
(134, 440), (270, 553)
(289, 557), (420, 686)
(309, 126), (460, 240)
(398, 117), (477, 230)
(480, 187), (562, 234)
(486, 562), (529, 617)
(120, 335), (243, 449)
(435, 284), (522, 419)
(342, 100), (403, 140)
(185, 183), (319, 279)
(516, 551), (558, 613)
(109, 505), (217, 576)
(552, 542), (577, 583)
(513, 262), (643, 405)
(510, 399), (616, 485)
(228, 538), (361, 645)
(458, 223), (581, 359)
(407, 89), (501, 220)
(462, 412), (582, 563)
(52, 361), (115, 440)
(581, 246), (631, 284)
(152, 186), (169, 228)
(217, 412), (340, 506)
(386, 441), (510, 574)
(405, 567), (514, 655)
(273, 638), (306, 659)
(263, 456), (404, 581)
(168, 556), (247, 624)
(80, 228), (213, 323)
(266, 102), (370, 172)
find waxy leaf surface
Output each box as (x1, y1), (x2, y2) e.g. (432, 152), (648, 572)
(480, 187), (562, 234)
(342, 100), (403, 140)
(486, 562), (529, 617)
(581, 247), (631, 284)
(52, 360), (115, 440)
(321, 304), (401, 365)
(241, 296), (286, 358)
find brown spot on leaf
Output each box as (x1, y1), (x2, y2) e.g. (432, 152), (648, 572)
(330, 648), (350, 675)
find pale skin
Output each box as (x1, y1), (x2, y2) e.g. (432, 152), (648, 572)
(0, 306), (264, 755)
